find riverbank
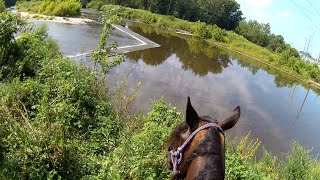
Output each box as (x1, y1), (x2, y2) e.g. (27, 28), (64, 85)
(20, 11), (94, 24)
(97, 5), (320, 89)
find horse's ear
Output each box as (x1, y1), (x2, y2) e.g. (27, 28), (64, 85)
(218, 106), (240, 131)
(186, 97), (199, 130)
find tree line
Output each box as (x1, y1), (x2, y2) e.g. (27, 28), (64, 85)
(88, 0), (243, 30)
(236, 20), (300, 58)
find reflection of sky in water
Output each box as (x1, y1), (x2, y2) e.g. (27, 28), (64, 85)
(108, 27), (320, 157)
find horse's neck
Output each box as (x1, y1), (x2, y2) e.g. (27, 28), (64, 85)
(186, 154), (225, 180)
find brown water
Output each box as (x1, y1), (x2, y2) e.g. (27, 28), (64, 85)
(109, 22), (320, 157)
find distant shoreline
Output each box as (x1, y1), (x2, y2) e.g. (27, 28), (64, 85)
(20, 11), (94, 25)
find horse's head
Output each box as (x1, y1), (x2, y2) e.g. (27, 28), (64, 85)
(165, 97), (240, 180)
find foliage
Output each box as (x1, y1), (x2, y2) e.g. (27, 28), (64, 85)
(91, 15), (124, 74)
(16, 0), (82, 17)
(191, 21), (210, 39)
(236, 20), (300, 57)
(0, 0), (5, 12)
(0, 10), (122, 179)
(87, 0), (243, 30)
(86, 0), (104, 10)
(281, 141), (313, 179)
(0, 12), (54, 80)
(93, 99), (182, 179)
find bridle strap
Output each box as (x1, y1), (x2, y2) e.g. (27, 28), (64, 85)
(170, 123), (224, 175)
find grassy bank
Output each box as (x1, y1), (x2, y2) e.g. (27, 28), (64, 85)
(16, 0), (81, 17)
(94, 4), (320, 87)
(1, 11), (320, 179)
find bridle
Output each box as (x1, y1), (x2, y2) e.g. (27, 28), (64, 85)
(169, 123), (224, 176)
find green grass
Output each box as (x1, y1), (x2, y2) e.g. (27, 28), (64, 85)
(96, 4), (320, 87)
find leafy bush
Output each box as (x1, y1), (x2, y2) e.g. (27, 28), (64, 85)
(0, 12), (54, 80)
(281, 141), (313, 179)
(0, 10), (121, 179)
(94, 99), (182, 179)
(0, 0), (5, 12)
(52, 0), (81, 17)
(86, 0), (105, 10)
(17, 0), (81, 17)
(191, 21), (210, 38)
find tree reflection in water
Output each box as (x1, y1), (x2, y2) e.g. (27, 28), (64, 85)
(125, 22), (320, 96)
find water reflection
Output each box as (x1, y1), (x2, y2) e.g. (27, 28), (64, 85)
(109, 22), (320, 157)
(127, 26), (231, 76)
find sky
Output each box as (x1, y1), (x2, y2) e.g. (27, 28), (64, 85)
(235, 0), (320, 59)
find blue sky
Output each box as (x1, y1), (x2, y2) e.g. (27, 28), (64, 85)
(236, 0), (320, 58)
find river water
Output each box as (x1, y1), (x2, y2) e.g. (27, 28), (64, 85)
(31, 13), (320, 157)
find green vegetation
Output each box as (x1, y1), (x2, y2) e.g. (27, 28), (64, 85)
(87, 0), (243, 30)
(96, 5), (320, 85)
(0, 11), (123, 179)
(1, 10), (319, 179)
(0, 0), (5, 12)
(236, 20), (299, 57)
(16, 0), (82, 17)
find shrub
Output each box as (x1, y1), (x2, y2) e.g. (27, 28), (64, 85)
(86, 0), (105, 10)
(0, 10), (122, 179)
(17, 0), (81, 17)
(191, 21), (210, 38)
(207, 24), (227, 42)
(95, 99), (182, 179)
(0, 0), (5, 12)
(52, 0), (81, 17)
(281, 141), (312, 179)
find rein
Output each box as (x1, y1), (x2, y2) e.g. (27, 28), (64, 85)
(170, 123), (224, 176)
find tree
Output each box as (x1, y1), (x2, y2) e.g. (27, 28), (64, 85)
(236, 20), (270, 47)
(195, 0), (243, 30)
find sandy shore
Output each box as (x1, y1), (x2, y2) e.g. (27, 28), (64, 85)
(20, 12), (95, 24)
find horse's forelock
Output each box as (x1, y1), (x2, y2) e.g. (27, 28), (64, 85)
(165, 122), (189, 149)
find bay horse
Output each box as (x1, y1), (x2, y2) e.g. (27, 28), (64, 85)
(166, 97), (240, 180)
